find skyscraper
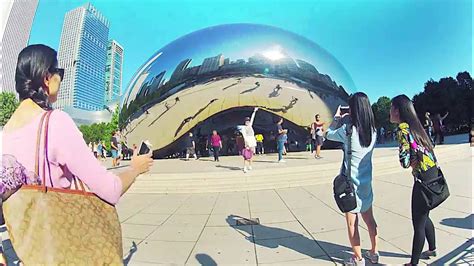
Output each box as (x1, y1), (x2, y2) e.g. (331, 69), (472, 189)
(1, 0), (39, 94)
(55, 3), (109, 111)
(105, 40), (123, 106)
(169, 59), (191, 82)
(198, 54), (224, 75)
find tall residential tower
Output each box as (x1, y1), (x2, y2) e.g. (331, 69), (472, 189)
(105, 40), (123, 106)
(1, 0), (39, 94)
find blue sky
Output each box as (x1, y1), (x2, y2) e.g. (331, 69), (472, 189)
(29, 0), (472, 102)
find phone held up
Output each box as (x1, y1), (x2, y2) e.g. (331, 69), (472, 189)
(139, 140), (152, 155)
(340, 106), (350, 115)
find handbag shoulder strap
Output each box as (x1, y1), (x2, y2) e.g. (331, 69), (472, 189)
(34, 111), (50, 178)
(345, 124), (353, 179)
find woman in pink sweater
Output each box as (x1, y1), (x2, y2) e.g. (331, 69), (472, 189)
(1, 44), (153, 262)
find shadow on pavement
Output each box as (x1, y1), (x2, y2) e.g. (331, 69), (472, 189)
(195, 253), (218, 266)
(440, 214), (473, 230)
(226, 215), (410, 264)
(251, 160), (280, 164)
(430, 238), (473, 265)
(123, 241), (138, 265)
(215, 165), (242, 171)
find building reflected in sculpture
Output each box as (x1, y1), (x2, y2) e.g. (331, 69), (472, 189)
(120, 24), (356, 158)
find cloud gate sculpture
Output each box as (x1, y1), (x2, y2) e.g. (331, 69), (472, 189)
(120, 24), (355, 158)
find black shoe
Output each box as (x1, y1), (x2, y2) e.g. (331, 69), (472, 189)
(420, 249), (437, 259)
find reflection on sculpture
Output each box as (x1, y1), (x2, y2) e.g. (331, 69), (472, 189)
(119, 24), (355, 157)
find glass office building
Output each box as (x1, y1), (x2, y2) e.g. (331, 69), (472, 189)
(55, 3), (109, 111)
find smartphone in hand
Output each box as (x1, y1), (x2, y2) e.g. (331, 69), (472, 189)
(139, 140), (152, 155)
(340, 106), (350, 115)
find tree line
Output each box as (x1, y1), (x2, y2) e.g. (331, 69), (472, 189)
(371, 71), (472, 135)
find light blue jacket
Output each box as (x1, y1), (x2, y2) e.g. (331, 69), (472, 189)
(326, 121), (377, 213)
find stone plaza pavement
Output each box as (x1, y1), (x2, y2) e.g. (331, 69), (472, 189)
(2, 137), (471, 265)
(114, 139), (472, 265)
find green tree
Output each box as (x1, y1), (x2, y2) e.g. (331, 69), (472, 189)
(0, 92), (19, 126)
(371, 96), (394, 131)
(413, 71), (472, 132)
(78, 105), (120, 150)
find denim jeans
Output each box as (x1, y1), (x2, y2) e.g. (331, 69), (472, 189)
(277, 140), (285, 161)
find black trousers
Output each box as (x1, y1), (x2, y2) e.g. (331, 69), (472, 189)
(256, 142), (264, 154)
(212, 146), (220, 161)
(410, 182), (436, 265)
(433, 129), (444, 144)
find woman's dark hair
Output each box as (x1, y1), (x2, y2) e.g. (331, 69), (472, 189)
(348, 92), (376, 147)
(391, 94), (434, 151)
(15, 44), (58, 110)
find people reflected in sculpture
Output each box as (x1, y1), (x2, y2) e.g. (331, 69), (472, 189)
(269, 84), (283, 98)
(175, 98), (219, 137)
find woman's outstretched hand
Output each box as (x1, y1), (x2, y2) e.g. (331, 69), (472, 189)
(130, 151), (153, 175)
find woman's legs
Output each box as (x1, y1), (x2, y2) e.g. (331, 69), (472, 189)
(361, 206), (379, 253)
(277, 140), (284, 161)
(411, 184), (436, 265)
(213, 147), (219, 161)
(316, 144), (322, 158)
(345, 212), (363, 260)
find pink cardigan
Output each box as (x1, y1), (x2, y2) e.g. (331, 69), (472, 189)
(2, 110), (122, 205)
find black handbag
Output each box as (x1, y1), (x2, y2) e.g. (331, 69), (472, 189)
(416, 165), (450, 210)
(333, 124), (357, 213)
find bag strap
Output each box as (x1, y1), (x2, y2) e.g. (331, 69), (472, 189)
(40, 110), (88, 194)
(34, 111), (50, 179)
(40, 111), (53, 192)
(345, 124), (353, 180)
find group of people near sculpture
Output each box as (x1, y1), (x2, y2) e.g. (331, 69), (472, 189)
(0, 44), (449, 265)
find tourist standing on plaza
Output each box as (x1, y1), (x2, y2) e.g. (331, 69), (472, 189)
(210, 130), (222, 162)
(423, 112), (434, 144)
(310, 114), (325, 159)
(0, 44), (153, 264)
(185, 132), (198, 160)
(97, 141), (104, 161)
(326, 92), (379, 265)
(432, 112), (448, 145)
(390, 95), (439, 265)
(379, 126), (385, 144)
(238, 107), (259, 172)
(255, 133), (264, 154)
(110, 131), (120, 166)
(276, 118), (288, 163)
(93, 142), (98, 158)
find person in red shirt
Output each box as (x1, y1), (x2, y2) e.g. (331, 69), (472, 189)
(210, 130), (223, 162)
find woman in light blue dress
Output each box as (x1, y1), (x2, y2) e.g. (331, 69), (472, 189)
(326, 92), (379, 266)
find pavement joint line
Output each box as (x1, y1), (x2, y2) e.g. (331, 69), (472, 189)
(246, 190), (260, 265)
(301, 187), (343, 217)
(120, 195), (168, 224)
(125, 194), (192, 258)
(183, 193), (220, 265)
(274, 189), (337, 265)
(373, 204), (472, 241)
(138, 239), (197, 243)
(258, 254), (336, 265)
(437, 205), (472, 215)
(120, 196), (175, 258)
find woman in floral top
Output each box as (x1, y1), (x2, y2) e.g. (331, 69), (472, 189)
(390, 95), (438, 265)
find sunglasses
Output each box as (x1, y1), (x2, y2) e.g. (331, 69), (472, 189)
(49, 67), (64, 80)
